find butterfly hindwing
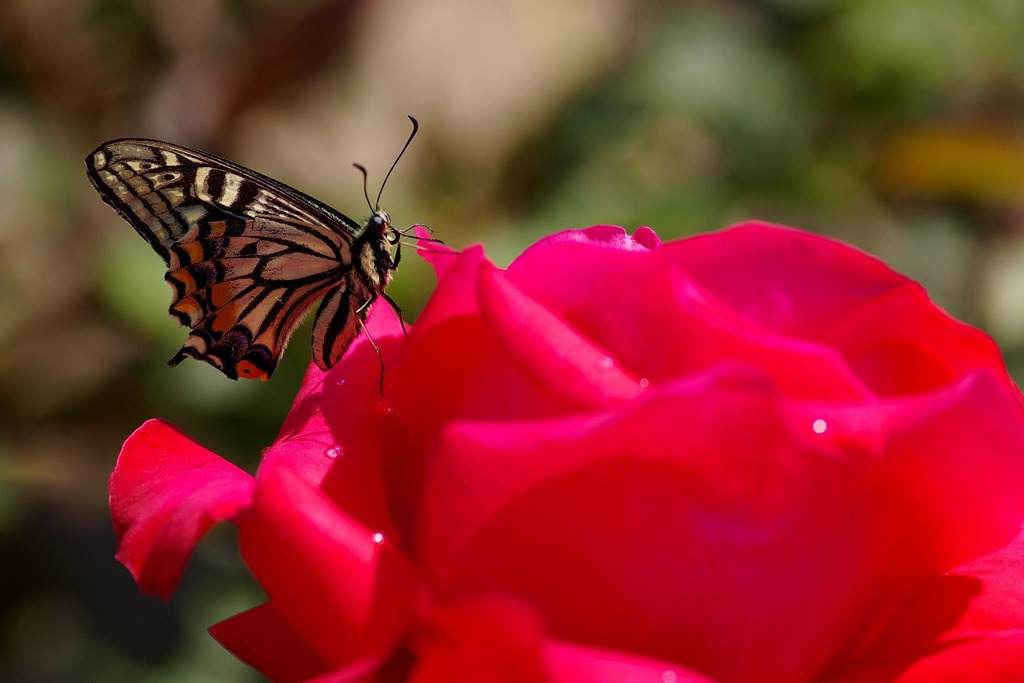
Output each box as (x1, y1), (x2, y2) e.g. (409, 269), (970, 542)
(312, 281), (362, 372)
(86, 138), (398, 380)
(164, 217), (347, 379)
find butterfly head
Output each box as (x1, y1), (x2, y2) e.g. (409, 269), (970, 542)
(369, 209), (397, 253)
(354, 209), (399, 289)
(370, 209), (393, 237)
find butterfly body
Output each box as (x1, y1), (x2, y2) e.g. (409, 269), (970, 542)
(86, 138), (403, 380)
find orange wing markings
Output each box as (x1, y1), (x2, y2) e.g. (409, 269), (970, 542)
(311, 282), (359, 370)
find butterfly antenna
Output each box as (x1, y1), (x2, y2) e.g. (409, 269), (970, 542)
(374, 116), (419, 210)
(353, 163), (373, 214)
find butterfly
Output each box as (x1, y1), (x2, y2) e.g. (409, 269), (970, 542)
(86, 116), (422, 381)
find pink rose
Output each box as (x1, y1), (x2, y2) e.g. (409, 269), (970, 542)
(110, 223), (1024, 682)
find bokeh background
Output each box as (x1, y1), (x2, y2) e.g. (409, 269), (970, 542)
(4, 0), (1024, 680)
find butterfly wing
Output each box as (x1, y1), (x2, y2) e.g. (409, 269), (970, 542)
(86, 138), (363, 379)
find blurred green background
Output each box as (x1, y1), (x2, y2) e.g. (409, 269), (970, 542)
(4, 0), (1024, 680)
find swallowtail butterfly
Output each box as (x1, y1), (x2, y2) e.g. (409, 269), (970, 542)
(86, 117), (421, 381)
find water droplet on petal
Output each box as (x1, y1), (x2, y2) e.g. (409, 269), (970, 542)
(662, 672), (677, 683)
(336, 378), (346, 387)
(600, 357), (614, 369)
(371, 532), (385, 544)
(812, 418), (827, 434)
(325, 446), (342, 459)
(375, 398), (395, 416)
(639, 377), (650, 388)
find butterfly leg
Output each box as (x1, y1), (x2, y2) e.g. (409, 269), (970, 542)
(355, 314), (386, 395)
(381, 292), (408, 337)
(358, 293), (408, 337)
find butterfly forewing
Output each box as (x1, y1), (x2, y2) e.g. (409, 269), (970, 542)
(86, 138), (397, 380)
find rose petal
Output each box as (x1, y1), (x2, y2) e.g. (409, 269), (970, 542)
(661, 222), (911, 338)
(662, 222), (1013, 397)
(665, 266), (877, 400)
(505, 224), (910, 400)
(406, 245), (489, 338)
(414, 225), (461, 282)
(504, 226), (675, 384)
(267, 301), (404, 534)
(109, 419), (255, 599)
(422, 371), (840, 680)
(239, 461), (419, 668)
(519, 225), (662, 254)
(831, 634), (1024, 683)
(831, 283), (1010, 396)
(405, 593), (717, 683)
(544, 640), (715, 683)
(380, 248), (587, 542)
(281, 297), (405, 447)
(304, 656), (405, 683)
(945, 529), (1024, 636)
(418, 369), (1024, 682)
(210, 602), (330, 683)
(477, 264), (646, 406)
(407, 596), (548, 683)
(212, 604), (401, 683)
(853, 527), (1024, 669)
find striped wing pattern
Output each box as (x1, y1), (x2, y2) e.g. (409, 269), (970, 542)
(86, 138), (380, 380)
